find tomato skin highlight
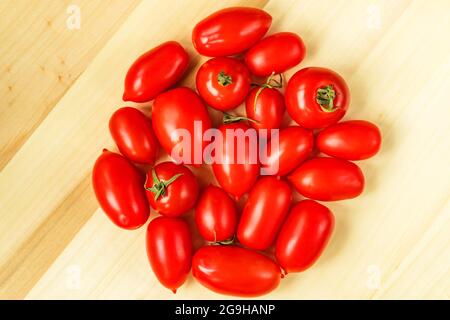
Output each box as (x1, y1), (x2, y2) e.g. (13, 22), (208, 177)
(285, 67), (350, 129)
(245, 87), (285, 130)
(109, 107), (159, 165)
(123, 41), (189, 102)
(192, 246), (281, 297)
(146, 217), (192, 293)
(237, 176), (292, 250)
(289, 157), (365, 201)
(317, 120), (382, 160)
(195, 185), (238, 242)
(275, 200), (334, 273)
(192, 7), (272, 57)
(196, 57), (251, 111)
(92, 150), (149, 229)
(245, 32), (306, 76)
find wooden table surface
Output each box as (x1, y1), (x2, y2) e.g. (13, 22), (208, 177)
(1, 0), (449, 300)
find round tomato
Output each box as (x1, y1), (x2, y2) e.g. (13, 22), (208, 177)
(145, 162), (199, 217)
(245, 86), (285, 131)
(288, 157), (364, 201)
(245, 32), (306, 76)
(276, 200), (334, 273)
(196, 57), (251, 111)
(192, 7), (272, 57)
(146, 217), (192, 293)
(285, 67), (350, 129)
(109, 107), (159, 165)
(152, 87), (212, 165)
(192, 246), (281, 297)
(317, 120), (381, 160)
(237, 176), (292, 250)
(92, 149), (149, 229)
(123, 41), (188, 102)
(195, 185), (238, 242)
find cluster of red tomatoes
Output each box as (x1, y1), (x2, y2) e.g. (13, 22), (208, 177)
(92, 7), (381, 297)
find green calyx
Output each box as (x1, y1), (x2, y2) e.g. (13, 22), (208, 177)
(211, 230), (235, 246)
(316, 85), (338, 112)
(223, 112), (259, 124)
(145, 169), (183, 201)
(218, 71), (232, 86)
(253, 72), (283, 112)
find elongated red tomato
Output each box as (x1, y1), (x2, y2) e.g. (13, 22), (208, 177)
(261, 126), (314, 176)
(237, 176), (292, 250)
(152, 87), (212, 165)
(195, 185), (238, 242)
(192, 246), (281, 297)
(289, 157), (365, 201)
(192, 7), (272, 57)
(276, 200), (334, 273)
(245, 32), (306, 76)
(245, 87), (285, 130)
(109, 107), (158, 165)
(92, 149), (149, 229)
(317, 120), (382, 160)
(146, 217), (192, 293)
(123, 41), (188, 102)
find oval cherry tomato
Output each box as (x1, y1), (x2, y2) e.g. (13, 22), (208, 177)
(196, 57), (251, 111)
(152, 87), (212, 165)
(123, 41), (189, 102)
(92, 150), (149, 229)
(288, 157), (364, 201)
(285, 67), (350, 129)
(195, 185), (238, 242)
(109, 107), (159, 165)
(261, 126), (314, 176)
(237, 176), (292, 250)
(192, 7), (272, 57)
(276, 200), (334, 273)
(317, 120), (382, 160)
(245, 32), (306, 76)
(146, 217), (192, 293)
(145, 161), (199, 217)
(212, 122), (259, 200)
(245, 86), (285, 130)
(192, 246), (281, 297)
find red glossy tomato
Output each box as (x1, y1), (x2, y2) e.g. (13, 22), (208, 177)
(192, 246), (281, 297)
(245, 86), (285, 130)
(275, 200), (334, 273)
(196, 57), (251, 111)
(152, 87), (212, 165)
(285, 67), (350, 129)
(245, 32), (306, 76)
(261, 126), (314, 176)
(145, 161), (199, 217)
(212, 122), (259, 200)
(92, 149), (149, 229)
(317, 120), (382, 160)
(237, 176), (292, 250)
(288, 157), (364, 201)
(123, 41), (189, 102)
(192, 7), (272, 57)
(195, 185), (238, 242)
(109, 107), (159, 165)
(146, 217), (192, 293)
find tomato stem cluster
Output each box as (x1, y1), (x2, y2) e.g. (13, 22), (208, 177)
(217, 70), (233, 86)
(145, 169), (183, 200)
(253, 72), (283, 111)
(223, 112), (259, 124)
(316, 85), (338, 113)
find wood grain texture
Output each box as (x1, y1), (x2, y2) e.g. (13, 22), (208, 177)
(0, 0), (449, 299)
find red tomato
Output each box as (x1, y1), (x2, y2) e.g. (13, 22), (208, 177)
(196, 57), (251, 111)
(288, 157), (365, 201)
(261, 126), (314, 176)
(237, 176), (292, 250)
(317, 120), (382, 160)
(146, 217), (192, 293)
(212, 122), (259, 200)
(192, 246), (281, 297)
(276, 200), (334, 273)
(152, 87), (212, 165)
(285, 67), (350, 129)
(109, 107), (159, 165)
(145, 161), (199, 217)
(92, 150), (149, 229)
(245, 32), (306, 76)
(195, 185), (238, 242)
(123, 41), (188, 102)
(245, 86), (285, 130)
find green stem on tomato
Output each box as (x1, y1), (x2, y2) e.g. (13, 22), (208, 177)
(316, 85), (338, 112)
(253, 72), (283, 112)
(144, 169), (183, 201)
(223, 112), (259, 124)
(218, 71), (233, 86)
